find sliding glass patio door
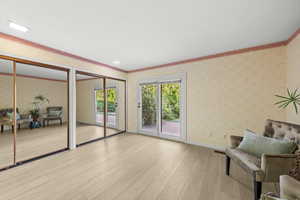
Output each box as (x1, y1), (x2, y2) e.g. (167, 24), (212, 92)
(138, 79), (185, 141)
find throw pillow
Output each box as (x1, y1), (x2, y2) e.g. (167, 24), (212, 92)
(49, 110), (61, 117)
(238, 130), (298, 157)
(6, 112), (20, 120)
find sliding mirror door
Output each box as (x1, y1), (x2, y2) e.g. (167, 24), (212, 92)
(0, 59), (15, 169)
(16, 63), (69, 162)
(76, 72), (105, 144)
(105, 79), (126, 136)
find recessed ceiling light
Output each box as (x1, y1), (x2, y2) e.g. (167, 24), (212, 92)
(112, 60), (120, 65)
(9, 21), (29, 32)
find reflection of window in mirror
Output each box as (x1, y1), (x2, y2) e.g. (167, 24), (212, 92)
(76, 72), (105, 145)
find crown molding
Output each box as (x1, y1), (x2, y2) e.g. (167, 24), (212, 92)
(0, 32), (127, 73)
(286, 28), (300, 45)
(0, 72), (67, 83)
(1, 27), (299, 74)
(128, 40), (287, 73)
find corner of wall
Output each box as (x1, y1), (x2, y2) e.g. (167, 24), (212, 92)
(286, 32), (300, 124)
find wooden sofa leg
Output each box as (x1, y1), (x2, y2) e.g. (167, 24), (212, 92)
(226, 155), (230, 176)
(253, 180), (262, 200)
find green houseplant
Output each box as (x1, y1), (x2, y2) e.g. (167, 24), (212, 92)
(29, 95), (49, 121)
(275, 88), (300, 181)
(275, 88), (300, 114)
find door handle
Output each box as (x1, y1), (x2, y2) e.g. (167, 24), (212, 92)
(137, 102), (141, 108)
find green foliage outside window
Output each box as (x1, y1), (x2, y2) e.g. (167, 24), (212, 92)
(96, 88), (117, 112)
(142, 85), (157, 125)
(162, 83), (180, 121)
(142, 83), (180, 125)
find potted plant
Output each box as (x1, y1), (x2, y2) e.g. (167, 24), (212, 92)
(275, 88), (300, 181)
(275, 88), (300, 113)
(29, 95), (49, 121)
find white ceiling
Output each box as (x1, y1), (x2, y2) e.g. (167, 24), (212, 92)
(0, 0), (300, 71)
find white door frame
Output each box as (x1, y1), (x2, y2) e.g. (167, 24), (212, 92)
(137, 73), (187, 142)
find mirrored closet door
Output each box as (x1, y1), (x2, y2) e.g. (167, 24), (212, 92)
(16, 62), (69, 162)
(76, 72), (105, 145)
(0, 59), (15, 169)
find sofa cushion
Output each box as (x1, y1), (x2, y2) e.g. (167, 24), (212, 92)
(260, 194), (283, 200)
(6, 112), (21, 120)
(48, 110), (62, 117)
(264, 119), (300, 151)
(238, 130), (297, 158)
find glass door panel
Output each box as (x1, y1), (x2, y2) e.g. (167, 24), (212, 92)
(161, 82), (181, 137)
(0, 59), (15, 168)
(140, 84), (158, 134)
(95, 89), (104, 125)
(106, 87), (117, 128)
(138, 80), (183, 140)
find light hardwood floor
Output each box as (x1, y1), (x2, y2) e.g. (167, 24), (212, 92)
(0, 134), (276, 200)
(0, 124), (120, 168)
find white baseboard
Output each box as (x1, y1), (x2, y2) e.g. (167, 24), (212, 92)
(128, 131), (225, 152)
(187, 141), (225, 152)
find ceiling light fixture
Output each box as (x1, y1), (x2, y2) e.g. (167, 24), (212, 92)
(112, 60), (120, 65)
(9, 21), (29, 32)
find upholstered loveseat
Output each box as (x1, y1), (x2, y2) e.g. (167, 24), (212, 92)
(261, 175), (300, 200)
(0, 108), (30, 132)
(225, 119), (300, 200)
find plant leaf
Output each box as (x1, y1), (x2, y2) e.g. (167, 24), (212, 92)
(275, 100), (289, 105)
(287, 88), (292, 97)
(275, 95), (292, 100)
(294, 102), (298, 114)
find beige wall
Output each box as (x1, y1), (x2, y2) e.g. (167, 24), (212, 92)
(76, 79), (102, 124)
(0, 75), (68, 121)
(286, 34), (300, 124)
(2, 35), (299, 149)
(128, 47), (287, 148)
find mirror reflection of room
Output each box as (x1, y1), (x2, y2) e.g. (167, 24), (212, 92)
(76, 74), (126, 144)
(15, 63), (68, 162)
(0, 59), (15, 169)
(105, 79), (126, 136)
(76, 73), (105, 144)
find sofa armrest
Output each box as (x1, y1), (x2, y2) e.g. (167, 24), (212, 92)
(280, 175), (300, 199)
(229, 135), (243, 148)
(260, 193), (282, 200)
(261, 154), (297, 182)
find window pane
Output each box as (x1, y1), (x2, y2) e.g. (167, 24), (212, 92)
(141, 84), (157, 133)
(161, 82), (180, 137)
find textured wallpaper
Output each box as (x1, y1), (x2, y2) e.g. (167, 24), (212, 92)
(128, 47), (287, 148)
(286, 34), (300, 124)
